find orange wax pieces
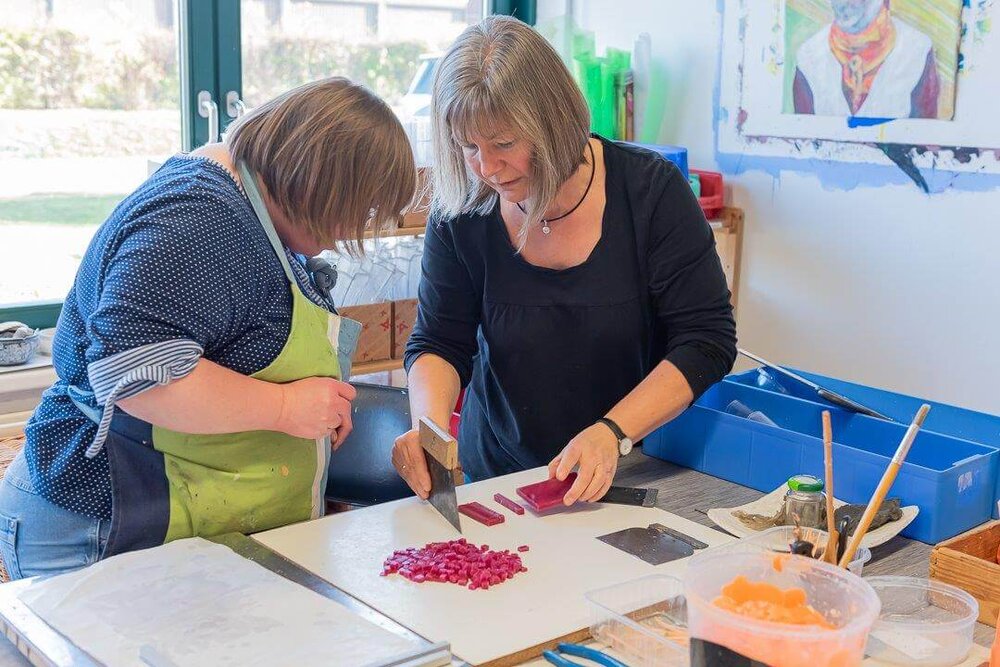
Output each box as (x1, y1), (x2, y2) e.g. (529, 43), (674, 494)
(713, 576), (834, 629)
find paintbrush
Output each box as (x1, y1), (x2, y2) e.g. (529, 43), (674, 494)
(838, 404), (931, 568)
(821, 411), (839, 564)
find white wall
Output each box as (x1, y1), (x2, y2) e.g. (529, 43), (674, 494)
(558, 0), (1000, 415)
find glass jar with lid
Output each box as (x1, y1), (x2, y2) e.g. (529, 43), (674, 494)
(784, 474), (825, 529)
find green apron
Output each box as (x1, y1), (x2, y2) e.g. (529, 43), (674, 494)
(95, 162), (360, 556)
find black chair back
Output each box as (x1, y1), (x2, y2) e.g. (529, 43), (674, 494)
(326, 382), (415, 507)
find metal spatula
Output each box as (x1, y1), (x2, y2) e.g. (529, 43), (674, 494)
(597, 523), (703, 565)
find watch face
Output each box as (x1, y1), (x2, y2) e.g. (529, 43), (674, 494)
(619, 438), (633, 456)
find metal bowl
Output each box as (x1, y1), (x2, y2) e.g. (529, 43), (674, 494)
(0, 331), (40, 366)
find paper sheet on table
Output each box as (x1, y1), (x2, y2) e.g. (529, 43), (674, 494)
(18, 537), (429, 667)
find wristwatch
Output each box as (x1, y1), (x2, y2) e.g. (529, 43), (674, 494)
(596, 417), (633, 457)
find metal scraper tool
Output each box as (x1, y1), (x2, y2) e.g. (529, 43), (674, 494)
(597, 523), (700, 565)
(419, 417), (463, 533)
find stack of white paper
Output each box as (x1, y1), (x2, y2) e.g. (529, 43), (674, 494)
(18, 538), (436, 667)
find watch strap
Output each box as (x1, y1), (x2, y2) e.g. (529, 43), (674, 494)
(596, 417), (628, 443)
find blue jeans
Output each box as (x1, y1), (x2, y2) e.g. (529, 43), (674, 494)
(0, 453), (109, 580)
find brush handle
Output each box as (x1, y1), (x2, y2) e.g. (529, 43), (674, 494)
(838, 461), (902, 567)
(839, 404), (930, 568)
(822, 411), (835, 534)
(822, 411), (839, 564)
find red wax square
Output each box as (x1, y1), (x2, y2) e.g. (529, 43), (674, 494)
(515, 473), (577, 512)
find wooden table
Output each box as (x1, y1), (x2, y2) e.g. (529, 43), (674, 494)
(0, 448), (992, 665)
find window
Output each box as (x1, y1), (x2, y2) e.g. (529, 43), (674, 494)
(239, 0), (484, 121)
(0, 0), (528, 329)
(0, 0), (182, 315)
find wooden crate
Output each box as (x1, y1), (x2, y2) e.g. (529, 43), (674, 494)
(339, 302), (392, 364)
(392, 298), (418, 359)
(930, 520), (1000, 627)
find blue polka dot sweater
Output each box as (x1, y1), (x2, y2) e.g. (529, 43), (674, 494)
(24, 155), (331, 520)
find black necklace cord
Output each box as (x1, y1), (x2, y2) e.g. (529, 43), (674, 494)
(516, 141), (596, 225)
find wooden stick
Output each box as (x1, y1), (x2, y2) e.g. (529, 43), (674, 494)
(821, 411), (839, 564)
(839, 404), (931, 568)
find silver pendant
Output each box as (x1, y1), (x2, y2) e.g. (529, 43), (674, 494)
(542, 223), (551, 235)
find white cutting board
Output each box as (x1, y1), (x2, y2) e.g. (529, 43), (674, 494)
(253, 467), (733, 666)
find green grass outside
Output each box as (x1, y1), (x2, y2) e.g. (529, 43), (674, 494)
(0, 193), (125, 226)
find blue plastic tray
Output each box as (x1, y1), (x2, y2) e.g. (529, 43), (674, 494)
(628, 142), (689, 180)
(728, 367), (1000, 519)
(643, 380), (998, 544)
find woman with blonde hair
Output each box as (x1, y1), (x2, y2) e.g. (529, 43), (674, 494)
(392, 15), (736, 505)
(0, 77), (416, 578)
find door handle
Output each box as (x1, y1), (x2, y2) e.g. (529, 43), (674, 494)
(225, 91), (246, 119)
(197, 90), (219, 144)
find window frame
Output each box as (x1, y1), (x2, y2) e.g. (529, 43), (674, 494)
(491, 0), (536, 24)
(0, 0), (534, 329)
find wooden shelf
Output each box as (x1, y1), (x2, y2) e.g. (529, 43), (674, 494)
(365, 225), (425, 240)
(350, 358), (404, 376)
(708, 206), (744, 311)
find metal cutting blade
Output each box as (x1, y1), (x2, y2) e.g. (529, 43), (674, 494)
(419, 417), (462, 533)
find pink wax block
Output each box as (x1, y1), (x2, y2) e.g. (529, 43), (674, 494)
(515, 472), (577, 512)
(493, 493), (525, 515)
(458, 501), (505, 526)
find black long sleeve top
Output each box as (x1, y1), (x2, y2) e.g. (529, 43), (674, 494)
(404, 137), (737, 481)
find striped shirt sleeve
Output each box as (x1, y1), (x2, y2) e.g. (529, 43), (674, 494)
(84, 339), (203, 458)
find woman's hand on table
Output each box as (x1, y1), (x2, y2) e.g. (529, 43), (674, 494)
(392, 429), (432, 500)
(275, 377), (356, 447)
(547, 423), (619, 505)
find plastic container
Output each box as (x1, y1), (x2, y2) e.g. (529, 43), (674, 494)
(725, 398), (778, 426)
(685, 551), (880, 667)
(865, 576), (978, 666)
(688, 172), (701, 196)
(643, 380), (998, 543)
(37, 327), (56, 356)
(729, 366), (1000, 520)
(698, 526), (872, 576)
(690, 168), (723, 219)
(629, 142), (689, 179)
(584, 575), (688, 667)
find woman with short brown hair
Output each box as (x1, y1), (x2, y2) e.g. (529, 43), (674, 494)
(392, 16), (736, 505)
(0, 76), (415, 579)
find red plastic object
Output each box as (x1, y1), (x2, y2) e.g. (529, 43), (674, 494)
(458, 501), (505, 526)
(515, 473), (578, 512)
(691, 168), (724, 219)
(448, 389), (466, 437)
(493, 493), (525, 515)
(518, 545), (530, 552)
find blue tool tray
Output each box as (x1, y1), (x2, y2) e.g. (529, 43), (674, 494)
(643, 377), (998, 544)
(728, 367), (1000, 521)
